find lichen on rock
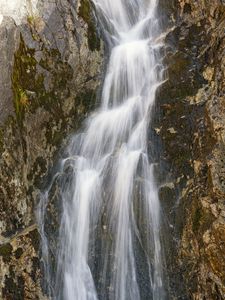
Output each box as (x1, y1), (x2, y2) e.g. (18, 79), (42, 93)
(0, 0), (103, 298)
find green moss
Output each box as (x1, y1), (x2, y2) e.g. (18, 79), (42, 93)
(78, 0), (100, 51)
(11, 34), (75, 126)
(0, 243), (13, 263)
(12, 34), (37, 124)
(27, 15), (36, 25)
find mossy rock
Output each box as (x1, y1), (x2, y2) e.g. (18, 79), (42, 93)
(0, 243), (13, 263)
(78, 0), (101, 51)
(11, 34), (74, 126)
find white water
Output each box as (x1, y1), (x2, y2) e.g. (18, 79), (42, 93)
(39, 0), (165, 299)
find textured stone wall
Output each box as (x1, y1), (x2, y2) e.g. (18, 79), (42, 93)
(0, 0), (224, 299)
(157, 0), (225, 299)
(0, 0), (103, 298)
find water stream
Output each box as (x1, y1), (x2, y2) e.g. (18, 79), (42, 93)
(38, 0), (166, 299)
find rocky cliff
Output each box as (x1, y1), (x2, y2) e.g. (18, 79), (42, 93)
(158, 0), (225, 299)
(0, 0), (224, 299)
(0, 0), (103, 298)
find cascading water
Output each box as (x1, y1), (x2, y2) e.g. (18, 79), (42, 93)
(38, 0), (166, 299)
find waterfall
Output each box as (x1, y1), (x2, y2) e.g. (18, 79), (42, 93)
(38, 0), (166, 299)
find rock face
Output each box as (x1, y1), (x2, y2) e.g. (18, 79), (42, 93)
(0, 0), (103, 298)
(0, 0), (224, 299)
(157, 0), (225, 299)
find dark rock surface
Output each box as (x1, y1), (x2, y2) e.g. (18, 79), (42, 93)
(156, 0), (225, 299)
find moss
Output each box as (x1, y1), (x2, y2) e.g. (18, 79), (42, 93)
(12, 34), (37, 125)
(78, 0), (100, 51)
(11, 34), (75, 126)
(27, 15), (36, 26)
(0, 243), (13, 263)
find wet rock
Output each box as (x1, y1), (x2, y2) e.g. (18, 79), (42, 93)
(156, 0), (225, 298)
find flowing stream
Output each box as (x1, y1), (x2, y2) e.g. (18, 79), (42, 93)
(38, 0), (166, 299)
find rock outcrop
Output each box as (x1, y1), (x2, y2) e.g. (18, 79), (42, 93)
(0, 0), (224, 299)
(0, 0), (103, 298)
(157, 0), (225, 299)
